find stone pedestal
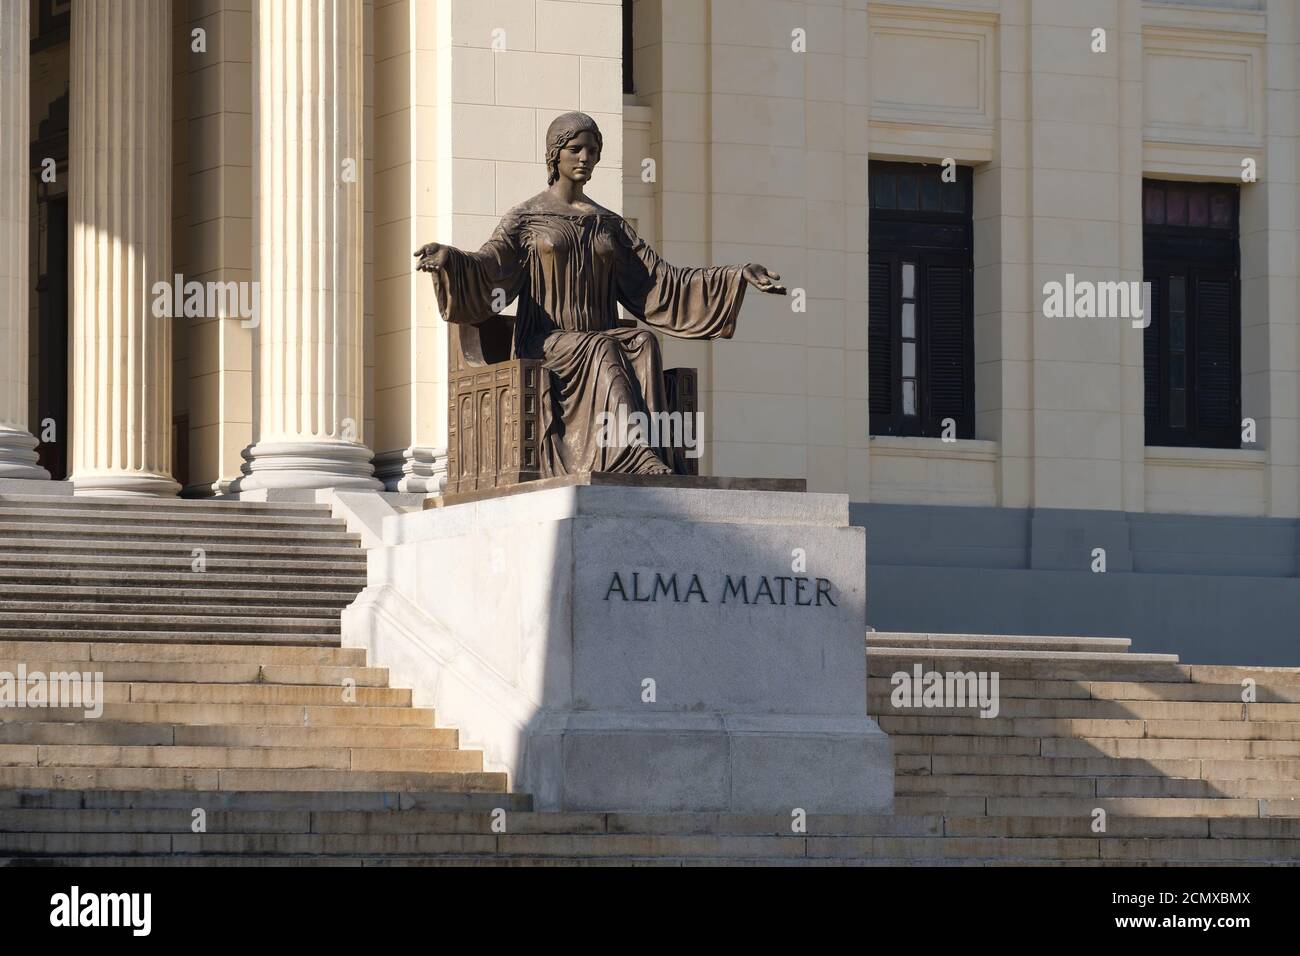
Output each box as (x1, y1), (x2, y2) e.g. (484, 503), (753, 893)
(344, 481), (893, 813)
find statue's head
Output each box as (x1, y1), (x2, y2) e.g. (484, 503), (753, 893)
(545, 111), (603, 186)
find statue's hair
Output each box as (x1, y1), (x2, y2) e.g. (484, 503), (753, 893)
(545, 112), (603, 186)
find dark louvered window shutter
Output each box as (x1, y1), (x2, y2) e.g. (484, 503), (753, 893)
(924, 262), (969, 435)
(868, 259), (893, 420)
(1143, 277), (1161, 435)
(868, 161), (973, 438)
(1143, 179), (1239, 449)
(1195, 276), (1235, 431)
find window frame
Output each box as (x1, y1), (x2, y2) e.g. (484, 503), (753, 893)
(868, 161), (975, 439)
(1142, 179), (1241, 450)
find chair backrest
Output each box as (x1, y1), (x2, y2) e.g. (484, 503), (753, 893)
(449, 314), (515, 373)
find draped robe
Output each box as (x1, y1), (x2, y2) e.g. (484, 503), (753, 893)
(427, 193), (748, 476)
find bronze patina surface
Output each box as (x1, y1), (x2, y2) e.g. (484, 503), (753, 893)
(416, 111), (786, 485)
(427, 472), (808, 508)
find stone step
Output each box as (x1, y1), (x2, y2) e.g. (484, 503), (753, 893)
(888, 732), (1300, 761)
(0, 787), (532, 812)
(893, 795), (1267, 818)
(0, 538), (366, 561)
(0, 494), (333, 515)
(0, 640), (366, 665)
(868, 675), (1300, 705)
(0, 658), (388, 687)
(0, 700), (436, 727)
(0, 744), (482, 773)
(0, 561), (366, 582)
(1097, 838), (1300, 862)
(1087, 680), (1300, 703)
(1, 628), (343, 646)
(0, 672), (400, 705)
(1190, 664), (1300, 685)
(943, 816), (1212, 838)
(868, 676), (1096, 701)
(0, 612), (342, 634)
(870, 696), (1266, 721)
(0, 567), (366, 590)
(0, 585), (361, 607)
(1040, 736), (1300, 761)
(908, 753), (1300, 781)
(897, 772), (1300, 800)
(0, 766), (507, 793)
(32, 680), (409, 707)
(868, 646), (1179, 665)
(867, 654), (1190, 683)
(0, 506), (348, 531)
(123, 682), (411, 706)
(868, 632), (1133, 654)
(0, 831), (1107, 861)
(10, 854), (1282, 867)
(0, 521), (361, 545)
(901, 754), (1203, 779)
(888, 734), (1045, 756)
(0, 601), (348, 618)
(1142, 719), (1300, 740)
(16, 831), (1277, 863)
(874, 713), (1300, 740)
(0, 723), (456, 750)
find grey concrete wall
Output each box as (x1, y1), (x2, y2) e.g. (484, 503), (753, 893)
(853, 503), (1300, 666)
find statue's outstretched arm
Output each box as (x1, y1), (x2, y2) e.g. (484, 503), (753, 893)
(413, 220), (526, 325)
(616, 221), (785, 340)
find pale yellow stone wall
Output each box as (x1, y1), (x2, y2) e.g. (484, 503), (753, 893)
(179, 0), (254, 495)
(633, 0), (871, 497)
(367, 0), (624, 490)
(151, 0), (1300, 517)
(627, 0), (1299, 516)
(371, 0), (442, 487)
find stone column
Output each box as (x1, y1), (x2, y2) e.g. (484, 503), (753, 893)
(239, 0), (380, 493)
(69, 0), (178, 496)
(0, 1), (49, 482)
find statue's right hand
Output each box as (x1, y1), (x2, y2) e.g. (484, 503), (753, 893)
(414, 242), (450, 273)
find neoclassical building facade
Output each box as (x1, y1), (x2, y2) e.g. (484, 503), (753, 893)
(2, 0), (1299, 657)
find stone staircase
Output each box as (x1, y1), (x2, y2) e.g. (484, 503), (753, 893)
(0, 493), (1297, 864)
(0, 495), (508, 800)
(866, 631), (1300, 864)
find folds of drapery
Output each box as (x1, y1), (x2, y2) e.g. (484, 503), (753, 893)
(614, 219), (748, 340)
(426, 219), (527, 328)
(425, 209), (749, 477)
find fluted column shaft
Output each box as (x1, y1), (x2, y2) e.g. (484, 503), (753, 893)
(69, 0), (177, 496)
(240, 0), (380, 491)
(0, 1), (49, 481)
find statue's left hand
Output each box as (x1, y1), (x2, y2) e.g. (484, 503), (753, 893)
(742, 263), (787, 295)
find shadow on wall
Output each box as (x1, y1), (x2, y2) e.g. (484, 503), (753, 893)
(854, 502), (1300, 666)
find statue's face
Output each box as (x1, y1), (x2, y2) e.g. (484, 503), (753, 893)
(557, 131), (600, 184)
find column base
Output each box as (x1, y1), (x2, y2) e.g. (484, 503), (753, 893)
(233, 440), (383, 493)
(373, 446), (446, 494)
(0, 427), (51, 481)
(71, 471), (181, 497)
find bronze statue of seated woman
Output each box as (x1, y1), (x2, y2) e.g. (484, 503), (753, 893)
(415, 111), (785, 478)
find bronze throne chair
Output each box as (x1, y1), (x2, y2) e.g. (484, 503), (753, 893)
(445, 314), (699, 496)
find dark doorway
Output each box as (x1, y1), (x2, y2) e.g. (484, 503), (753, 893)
(35, 196), (68, 480)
